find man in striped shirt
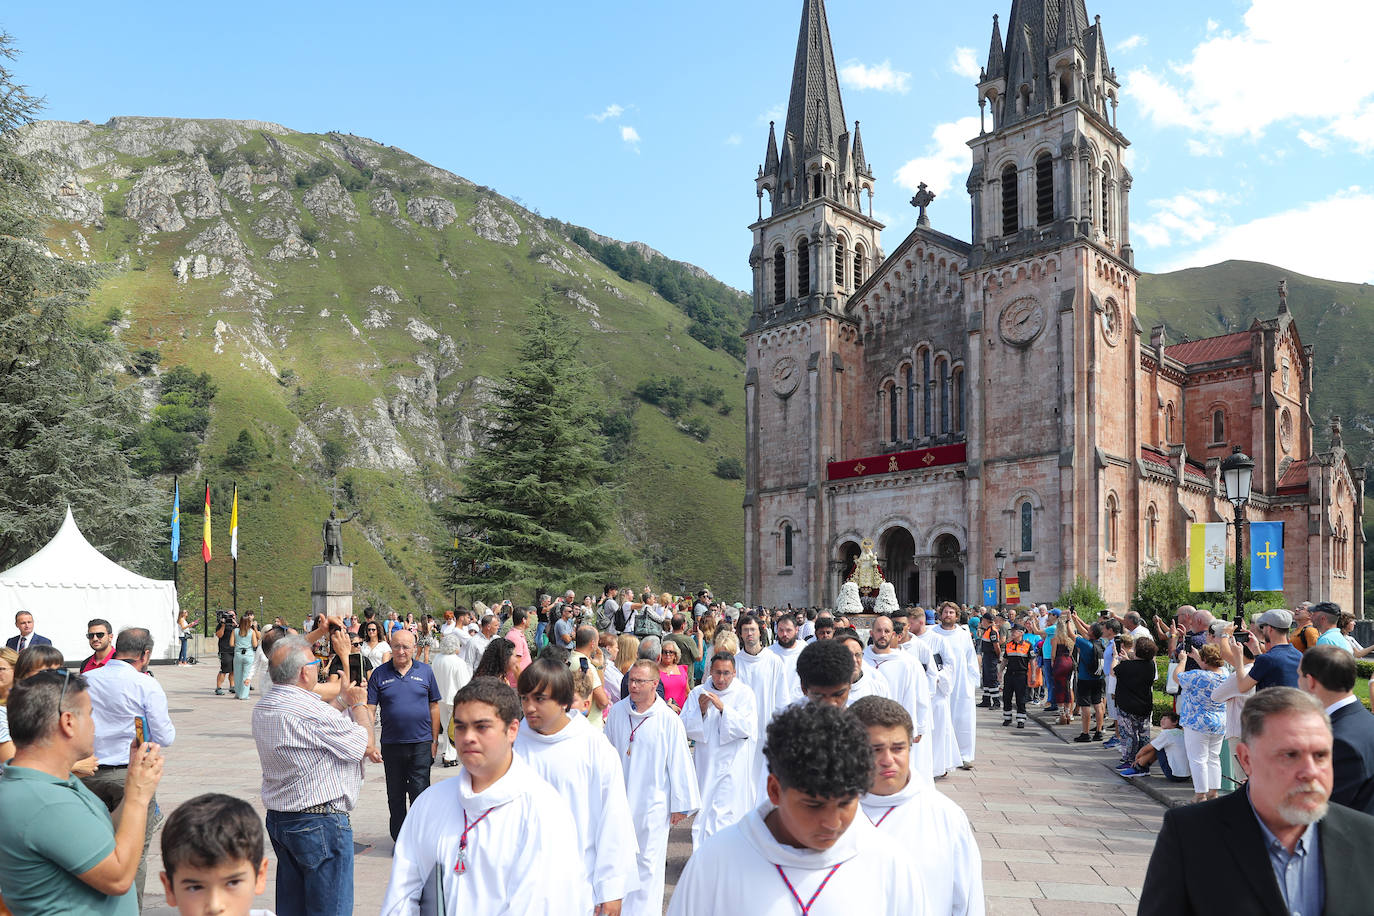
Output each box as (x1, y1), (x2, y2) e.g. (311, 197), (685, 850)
(252, 634), (379, 916)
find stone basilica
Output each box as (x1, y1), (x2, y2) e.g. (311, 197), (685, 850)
(742, 0), (1364, 613)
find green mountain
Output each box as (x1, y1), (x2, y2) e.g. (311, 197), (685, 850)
(20, 116), (748, 614)
(1136, 260), (1374, 469)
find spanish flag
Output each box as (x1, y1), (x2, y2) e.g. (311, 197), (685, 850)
(202, 482), (212, 563)
(230, 485), (239, 561)
(1188, 523), (1226, 592)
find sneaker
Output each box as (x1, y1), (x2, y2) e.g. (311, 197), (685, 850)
(1114, 762), (1133, 771)
(1092, 730), (1104, 741)
(1118, 767), (1147, 777)
(1016, 721), (1025, 729)
(977, 699), (992, 708)
(1002, 718), (1012, 727)
(1073, 732), (1093, 743)
(1044, 705), (1059, 712)
(214, 688), (225, 696)
(1103, 737), (1120, 749)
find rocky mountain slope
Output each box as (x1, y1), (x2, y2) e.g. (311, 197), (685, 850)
(21, 116), (748, 613)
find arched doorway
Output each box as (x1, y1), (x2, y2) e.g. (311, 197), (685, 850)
(881, 527), (918, 606)
(932, 533), (963, 604)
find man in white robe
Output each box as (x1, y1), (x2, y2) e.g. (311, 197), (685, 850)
(851, 695), (985, 916)
(836, 631), (892, 705)
(864, 615), (935, 781)
(514, 658), (638, 914)
(667, 701), (926, 916)
(681, 652), (758, 847)
(914, 610), (962, 778)
(734, 615), (787, 785)
(604, 660), (700, 916)
(768, 612), (805, 704)
(381, 677), (590, 915)
(926, 603), (979, 768)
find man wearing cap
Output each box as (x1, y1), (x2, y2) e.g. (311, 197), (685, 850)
(1224, 609), (1303, 693)
(1001, 622), (1033, 728)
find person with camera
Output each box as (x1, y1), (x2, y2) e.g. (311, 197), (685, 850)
(214, 610), (237, 696)
(1220, 609), (1301, 693)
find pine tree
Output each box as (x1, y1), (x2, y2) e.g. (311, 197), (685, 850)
(440, 295), (627, 600)
(0, 34), (161, 570)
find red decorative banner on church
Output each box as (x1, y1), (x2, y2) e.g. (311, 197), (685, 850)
(826, 443), (967, 481)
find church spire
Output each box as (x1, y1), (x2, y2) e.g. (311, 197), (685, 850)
(985, 14), (1005, 79)
(784, 0), (847, 162)
(852, 121), (870, 177)
(762, 121), (779, 177)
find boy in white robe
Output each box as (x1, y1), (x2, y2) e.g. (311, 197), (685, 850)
(851, 695), (986, 916)
(836, 631), (892, 705)
(768, 612), (806, 704)
(604, 660), (701, 916)
(863, 615), (935, 781)
(381, 676), (590, 916)
(926, 602), (979, 768)
(794, 638), (861, 709)
(667, 701), (927, 915)
(734, 615), (787, 793)
(915, 610), (963, 778)
(514, 658), (638, 914)
(681, 652), (758, 847)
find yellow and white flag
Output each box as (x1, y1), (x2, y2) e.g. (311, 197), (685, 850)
(230, 485), (239, 560)
(1188, 523), (1227, 592)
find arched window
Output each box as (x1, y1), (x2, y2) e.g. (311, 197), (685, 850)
(835, 239), (846, 289)
(905, 365), (915, 440)
(784, 524), (794, 567)
(1087, 161), (1096, 227)
(1145, 504), (1158, 560)
(1001, 164), (1019, 235)
(922, 350), (933, 437)
(1105, 493), (1119, 556)
(888, 383), (898, 445)
(772, 247), (786, 305)
(953, 367), (965, 433)
(853, 243), (865, 286)
(796, 238), (810, 296)
(1020, 501), (1033, 553)
(1101, 171), (1111, 234)
(812, 173), (823, 200)
(1035, 154), (1054, 226)
(1212, 409), (1225, 444)
(939, 358), (951, 434)
(1165, 402), (1176, 444)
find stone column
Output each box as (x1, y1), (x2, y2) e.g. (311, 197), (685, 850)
(311, 564), (353, 621)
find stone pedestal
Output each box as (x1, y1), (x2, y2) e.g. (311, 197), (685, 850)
(312, 564), (353, 620)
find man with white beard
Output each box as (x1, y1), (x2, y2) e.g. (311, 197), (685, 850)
(681, 653), (758, 847)
(732, 614), (787, 796)
(925, 602), (979, 770)
(914, 609), (963, 778)
(769, 612), (805, 704)
(863, 615), (934, 782)
(604, 660), (700, 916)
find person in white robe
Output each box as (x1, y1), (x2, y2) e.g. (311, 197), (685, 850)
(681, 652), (758, 847)
(836, 631), (892, 705)
(667, 701), (926, 916)
(768, 611), (806, 704)
(851, 695), (985, 916)
(514, 658), (639, 913)
(432, 632), (474, 766)
(864, 615), (935, 781)
(604, 660), (701, 916)
(734, 615), (788, 797)
(925, 602), (979, 768)
(381, 676), (590, 916)
(914, 610), (963, 778)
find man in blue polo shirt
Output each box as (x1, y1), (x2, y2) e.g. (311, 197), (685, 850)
(366, 628), (441, 841)
(1223, 608), (1303, 693)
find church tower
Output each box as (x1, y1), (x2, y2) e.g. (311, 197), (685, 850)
(965, 0), (1141, 604)
(743, 0), (883, 605)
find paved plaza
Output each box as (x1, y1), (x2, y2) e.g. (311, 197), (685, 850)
(137, 663), (1163, 915)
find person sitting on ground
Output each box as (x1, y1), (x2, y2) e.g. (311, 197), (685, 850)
(1130, 712), (1190, 781)
(158, 793), (272, 916)
(668, 701), (926, 915)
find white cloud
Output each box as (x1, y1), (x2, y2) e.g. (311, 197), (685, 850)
(590, 104), (624, 123)
(1134, 188), (1232, 248)
(893, 116), (981, 208)
(1124, 0), (1374, 142)
(758, 103), (785, 125)
(839, 59), (911, 94)
(1159, 187), (1374, 283)
(1115, 34), (1146, 52)
(724, 134), (742, 146)
(950, 47), (981, 80)
(620, 125), (641, 152)
(1186, 138), (1223, 157)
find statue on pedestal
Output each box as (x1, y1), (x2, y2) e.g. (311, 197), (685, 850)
(322, 509), (360, 566)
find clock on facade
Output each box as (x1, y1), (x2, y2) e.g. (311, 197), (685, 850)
(1102, 299), (1123, 346)
(998, 297), (1045, 347)
(771, 356), (800, 396)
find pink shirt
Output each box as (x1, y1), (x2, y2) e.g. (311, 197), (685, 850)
(659, 664), (690, 709)
(507, 627), (531, 672)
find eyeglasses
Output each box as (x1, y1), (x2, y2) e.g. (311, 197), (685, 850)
(303, 659), (320, 668)
(56, 667), (73, 717)
(627, 678), (657, 686)
(86, 632), (107, 640)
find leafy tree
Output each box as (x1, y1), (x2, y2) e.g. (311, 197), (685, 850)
(1130, 565), (1191, 623)
(128, 347), (161, 375)
(0, 34), (161, 569)
(1055, 575), (1107, 617)
(439, 295), (627, 600)
(223, 429), (262, 469)
(714, 456), (743, 480)
(320, 437), (347, 476)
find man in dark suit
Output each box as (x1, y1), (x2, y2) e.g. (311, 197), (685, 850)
(1140, 687), (1374, 916)
(1300, 645), (1374, 814)
(4, 610), (52, 652)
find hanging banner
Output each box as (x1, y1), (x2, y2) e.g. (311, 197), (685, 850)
(1189, 523), (1226, 592)
(1250, 521), (1284, 592)
(982, 578), (998, 606)
(1004, 579), (1021, 605)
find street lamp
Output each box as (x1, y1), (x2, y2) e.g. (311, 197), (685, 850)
(994, 547), (1008, 612)
(1219, 446), (1254, 623)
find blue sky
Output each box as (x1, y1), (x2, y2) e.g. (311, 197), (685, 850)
(6, 0), (1374, 290)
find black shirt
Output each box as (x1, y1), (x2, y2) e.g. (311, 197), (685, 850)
(1114, 658), (1156, 717)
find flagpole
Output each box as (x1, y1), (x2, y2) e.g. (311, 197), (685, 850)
(172, 476), (179, 595)
(232, 481), (238, 615)
(203, 479), (210, 637)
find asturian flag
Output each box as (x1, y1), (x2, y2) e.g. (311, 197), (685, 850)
(1250, 521), (1284, 592)
(230, 485), (239, 561)
(170, 480), (180, 563)
(982, 578), (998, 606)
(202, 482), (212, 564)
(1189, 523), (1227, 592)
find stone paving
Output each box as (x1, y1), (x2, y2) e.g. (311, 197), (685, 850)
(136, 663), (1165, 915)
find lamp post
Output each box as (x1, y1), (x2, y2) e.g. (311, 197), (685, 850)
(994, 547), (1008, 612)
(1220, 446), (1254, 624)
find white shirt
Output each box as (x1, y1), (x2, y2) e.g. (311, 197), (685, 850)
(85, 658), (176, 765)
(862, 776), (984, 916)
(462, 633), (493, 670)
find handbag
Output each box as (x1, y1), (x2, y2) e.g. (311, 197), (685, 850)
(1164, 660), (1181, 695)
(634, 607), (664, 638)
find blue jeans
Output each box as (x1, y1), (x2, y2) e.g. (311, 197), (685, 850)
(178, 636), (189, 663)
(266, 810), (353, 916)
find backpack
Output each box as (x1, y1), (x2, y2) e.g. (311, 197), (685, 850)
(612, 600), (630, 633)
(1091, 638), (1108, 677)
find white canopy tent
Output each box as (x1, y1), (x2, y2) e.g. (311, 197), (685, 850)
(0, 507), (178, 662)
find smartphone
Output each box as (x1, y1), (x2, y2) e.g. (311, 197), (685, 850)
(133, 715), (147, 745)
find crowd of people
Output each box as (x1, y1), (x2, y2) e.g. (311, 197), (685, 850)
(5, 589), (1374, 915)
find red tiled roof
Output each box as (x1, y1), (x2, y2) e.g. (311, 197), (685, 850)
(1277, 459), (1309, 493)
(1140, 447), (1172, 470)
(1165, 331), (1252, 366)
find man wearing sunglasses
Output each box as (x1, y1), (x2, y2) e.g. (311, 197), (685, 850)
(80, 619), (117, 673)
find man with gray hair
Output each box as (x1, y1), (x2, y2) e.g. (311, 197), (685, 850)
(254, 634), (376, 916)
(1140, 687), (1374, 914)
(461, 613), (499, 670)
(83, 627), (176, 910)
